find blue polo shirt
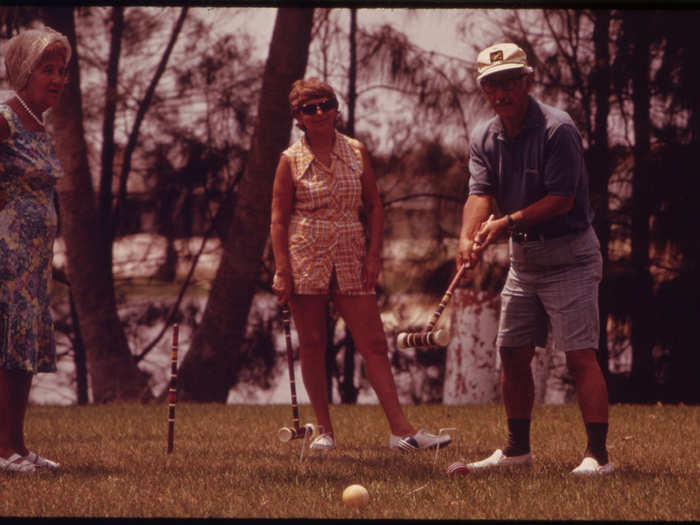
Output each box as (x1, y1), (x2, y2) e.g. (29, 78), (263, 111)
(468, 96), (593, 237)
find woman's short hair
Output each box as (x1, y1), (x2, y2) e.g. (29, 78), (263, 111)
(4, 26), (71, 92)
(288, 78), (338, 115)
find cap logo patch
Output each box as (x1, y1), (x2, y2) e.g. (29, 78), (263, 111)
(490, 50), (503, 63)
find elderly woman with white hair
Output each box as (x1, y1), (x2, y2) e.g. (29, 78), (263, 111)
(0, 26), (71, 473)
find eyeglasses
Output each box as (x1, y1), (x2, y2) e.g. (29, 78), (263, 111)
(481, 74), (525, 94)
(298, 98), (338, 115)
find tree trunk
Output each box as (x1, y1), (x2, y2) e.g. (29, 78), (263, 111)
(68, 291), (88, 405)
(590, 10), (612, 383)
(179, 7), (314, 402)
(98, 6), (123, 271)
(336, 7), (359, 403)
(44, 7), (151, 403)
(347, 7), (357, 137)
(627, 12), (656, 403)
(112, 7), (188, 239)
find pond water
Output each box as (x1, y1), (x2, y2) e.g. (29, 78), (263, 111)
(32, 288), (446, 406)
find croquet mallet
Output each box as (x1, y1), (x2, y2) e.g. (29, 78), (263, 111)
(396, 214), (495, 349)
(396, 264), (468, 349)
(278, 305), (316, 442)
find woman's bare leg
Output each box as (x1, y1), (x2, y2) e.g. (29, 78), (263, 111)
(334, 294), (415, 437)
(0, 369), (32, 458)
(289, 294), (334, 437)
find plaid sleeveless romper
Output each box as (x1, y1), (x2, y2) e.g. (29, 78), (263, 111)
(284, 131), (373, 296)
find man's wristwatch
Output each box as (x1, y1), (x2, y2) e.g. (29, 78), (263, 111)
(506, 214), (515, 230)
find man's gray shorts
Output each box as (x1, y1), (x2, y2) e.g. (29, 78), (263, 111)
(497, 226), (602, 352)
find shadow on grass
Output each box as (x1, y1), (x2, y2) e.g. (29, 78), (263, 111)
(251, 454), (445, 483)
(58, 463), (129, 477)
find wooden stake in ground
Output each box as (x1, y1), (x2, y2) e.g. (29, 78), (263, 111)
(167, 324), (179, 453)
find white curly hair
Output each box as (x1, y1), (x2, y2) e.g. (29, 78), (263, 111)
(4, 26), (71, 92)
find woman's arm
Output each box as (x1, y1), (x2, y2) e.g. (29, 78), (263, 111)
(358, 143), (383, 290)
(270, 155), (295, 304)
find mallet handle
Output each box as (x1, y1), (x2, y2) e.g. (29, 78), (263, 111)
(282, 306), (301, 434)
(424, 264), (468, 332)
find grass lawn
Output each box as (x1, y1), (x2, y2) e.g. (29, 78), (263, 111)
(1, 403), (697, 519)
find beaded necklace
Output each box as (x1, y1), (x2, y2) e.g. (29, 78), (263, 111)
(15, 93), (45, 127)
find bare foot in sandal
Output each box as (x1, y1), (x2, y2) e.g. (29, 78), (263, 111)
(0, 453), (36, 473)
(24, 451), (60, 471)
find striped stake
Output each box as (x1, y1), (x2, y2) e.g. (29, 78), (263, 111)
(167, 323), (179, 454)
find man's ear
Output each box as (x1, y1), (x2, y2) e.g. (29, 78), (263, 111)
(525, 73), (534, 89)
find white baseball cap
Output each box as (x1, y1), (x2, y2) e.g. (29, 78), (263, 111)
(476, 43), (533, 84)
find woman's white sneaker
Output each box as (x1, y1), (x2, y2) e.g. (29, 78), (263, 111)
(389, 429), (452, 451)
(309, 433), (334, 452)
(466, 449), (533, 470)
(570, 456), (614, 475)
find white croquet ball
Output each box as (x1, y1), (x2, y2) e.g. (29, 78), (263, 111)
(342, 484), (369, 508)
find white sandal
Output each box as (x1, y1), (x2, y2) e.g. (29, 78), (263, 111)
(0, 453), (36, 473)
(25, 451), (60, 471)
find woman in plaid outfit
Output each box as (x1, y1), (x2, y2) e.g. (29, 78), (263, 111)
(271, 78), (451, 452)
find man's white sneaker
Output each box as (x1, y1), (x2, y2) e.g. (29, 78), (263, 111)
(389, 429), (452, 451)
(309, 433), (334, 452)
(466, 449), (532, 470)
(570, 456), (614, 475)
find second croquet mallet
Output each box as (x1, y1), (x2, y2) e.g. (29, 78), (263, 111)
(424, 262), (469, 333)
(167, 323), (179, 453)
(396, 214), (495, 349)
(396, 264), (469, 349)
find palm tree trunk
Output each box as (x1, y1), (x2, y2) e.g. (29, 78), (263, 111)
(590, 10), (612, 383)
(45, 6), (151, 402)
(627, 11), (656, 403)
(179, 7), (315, 401)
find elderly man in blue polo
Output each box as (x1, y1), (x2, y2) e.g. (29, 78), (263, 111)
(455, 43), (613, 475)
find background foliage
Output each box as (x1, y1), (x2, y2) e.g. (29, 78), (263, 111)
(0, 6), (697, 405)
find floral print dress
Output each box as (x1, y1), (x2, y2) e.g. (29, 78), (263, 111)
(0, 103), (62, 372)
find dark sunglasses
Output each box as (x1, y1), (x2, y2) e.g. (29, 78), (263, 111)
(299, 98), (338, 115)
(481, 74), (526, 94)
